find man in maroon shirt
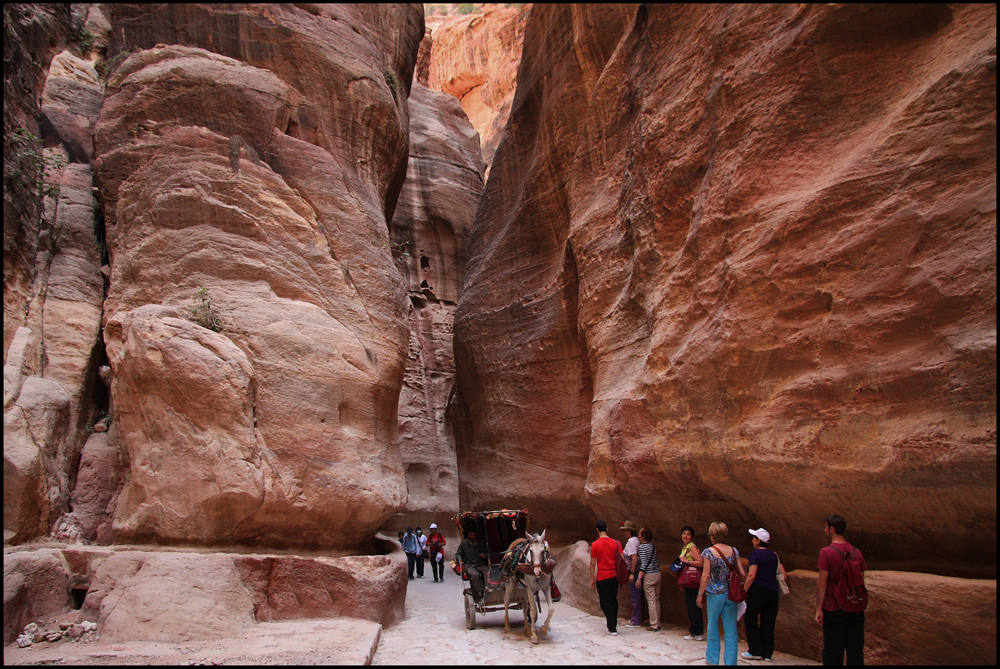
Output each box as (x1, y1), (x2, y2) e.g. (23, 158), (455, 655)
(590, 520), (623, 636)
(816, 514), (868, 665)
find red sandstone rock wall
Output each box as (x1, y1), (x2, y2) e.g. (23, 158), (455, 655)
(453, 4), (997, 574)
(92, 4), (425, 550)
(3, 4), (73, 358)
(4, 8), (109, 545)
(427, 5), (529, 172)
(391, 83), (485, 527)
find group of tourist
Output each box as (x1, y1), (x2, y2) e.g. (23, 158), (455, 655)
(590, 514), (866, 666)
(398, 524), (447, 582)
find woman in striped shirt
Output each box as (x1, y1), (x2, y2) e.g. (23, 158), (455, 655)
(635, 527), (662, 631)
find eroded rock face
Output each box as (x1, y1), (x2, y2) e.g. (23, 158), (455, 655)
(70, 432), (119, 543)
(94, 5), (424, 550)
(428, 5), (529, 171)
(40, 51), (103, 162)
(103, 305), (264, 545)
(453, 3), (997, 573)
(453, 4), (638, 545)
(63, 543), (407, 643)
(90, 552), (255, 644)
(391, 83), (484, 524)
(3, 4), (72, 358)
(4, 376), (70, 542)
(3, 550), (72, 645)
(5, 25), (107, 547)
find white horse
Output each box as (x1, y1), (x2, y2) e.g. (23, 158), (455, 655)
(504, 530), (555, 644)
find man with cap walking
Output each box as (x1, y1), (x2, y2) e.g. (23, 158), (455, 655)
(621, 520), (646, 627)
(427, 523), (446, 582)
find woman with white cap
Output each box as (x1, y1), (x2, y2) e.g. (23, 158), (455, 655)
(741, 528), (788, 662)
(426, 523), (447, 582)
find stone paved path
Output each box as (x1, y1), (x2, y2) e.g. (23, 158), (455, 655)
(374, 572), (819, 665)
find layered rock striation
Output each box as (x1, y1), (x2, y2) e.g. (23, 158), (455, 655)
(390, 83), (485, 526)
(5, 12), (109, 545)
(93, 4), (424, 550)
(427, 5), (529, 172)
(453, 3), (997, 573)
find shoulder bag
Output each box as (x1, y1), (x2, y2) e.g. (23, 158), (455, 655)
(775, 552), (790, 596)
(615, 545), (630, 587)
(726, 546), (747, 603)
(677, 545), (702, 589)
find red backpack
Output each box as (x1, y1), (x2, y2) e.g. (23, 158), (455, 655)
(833, 546), (868, 612)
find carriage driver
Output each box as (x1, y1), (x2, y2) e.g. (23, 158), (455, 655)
(455, 527), (489, 602)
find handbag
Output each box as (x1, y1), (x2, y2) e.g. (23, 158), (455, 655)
(726, 547), (747, 603)
(615, 549), (630, 587)
(679, 563), (702, 589)
(775, 552), (790, 596)
(676, 544), (702, 589)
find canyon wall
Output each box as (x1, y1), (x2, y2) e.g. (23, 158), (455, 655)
(390, 82), (485, 529)
(4, 5), (109, 546)
(90, 3), (424, 550)
(426, 5), (529, 173)
(453, 3), (997, 575)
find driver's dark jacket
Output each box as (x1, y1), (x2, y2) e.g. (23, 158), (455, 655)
(455, 537), (488, 568)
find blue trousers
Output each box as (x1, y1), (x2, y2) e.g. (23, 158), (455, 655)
(706, 592), (738, 665)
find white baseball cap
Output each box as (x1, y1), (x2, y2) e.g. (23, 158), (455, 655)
(749, 528), (771, 543)
(429, 523), (437, 529)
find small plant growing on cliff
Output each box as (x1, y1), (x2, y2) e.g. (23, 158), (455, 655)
(228, 135), (260, 176)
(371, 238), (411, 261)
(77, 25), (95, 55)
(456, 3), (482, 15)
(5, 128), (66, 202)
(191, 287), (223, 332)
(383, 69), (400, 98)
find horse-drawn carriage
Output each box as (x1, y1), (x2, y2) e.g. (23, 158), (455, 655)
(452, 509), (556, 642)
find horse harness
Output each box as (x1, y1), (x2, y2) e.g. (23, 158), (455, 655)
(501, 537), (555, 578)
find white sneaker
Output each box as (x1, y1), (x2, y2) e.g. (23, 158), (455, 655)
(626, 623), (643, 628)
(606, 630), (618, 636)
(741, 651), (762, 660)
(684, 634), (705, 641)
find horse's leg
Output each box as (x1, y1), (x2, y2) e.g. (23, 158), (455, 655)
(522, 581), (531, 638)
(503, 580), (513, 637)
(540, 576), (554, 637)
(527, 578), (539, 644)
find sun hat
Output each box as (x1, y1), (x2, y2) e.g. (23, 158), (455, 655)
(748, 528), (771, 543)
(620, 520), (638, 531)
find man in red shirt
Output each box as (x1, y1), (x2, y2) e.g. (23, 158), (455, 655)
(590, 520), (623, 636)
(816, 514), (868, 665)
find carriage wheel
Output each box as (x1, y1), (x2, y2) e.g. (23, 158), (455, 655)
(464, 592), (477, 630)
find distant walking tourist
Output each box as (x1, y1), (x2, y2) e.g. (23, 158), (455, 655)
(741, 528), (788, 662)
(415, 527), (427, 578)
(402, 527), (421, 580)
(817, 514), (868, 665)
(678, 525), (705, 641)
(697, 522), (746, 666)
(427, 523), (446, 582)
(455, 526), (488, 601)
(636, 527), (662, 631)
(590, 520), (623, 636)
(621, 520), (645, 627)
